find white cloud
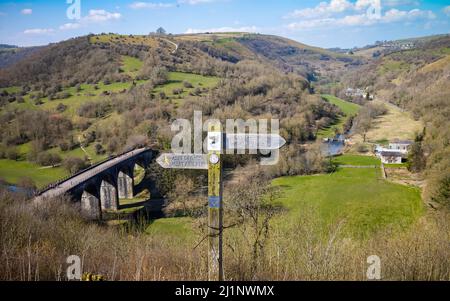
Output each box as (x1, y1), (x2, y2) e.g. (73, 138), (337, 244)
(130, 2), (175, 9)
(84, 9), (122, 22)
(285, 0), (423, 20)
(57, 9), (121, 31)
(382, 8), (435, 22)
(382, 0), (420, 7)
(185, 25), (259, 34)
(130, 0), (218, 9)
(59, 23), (82, 31)
(286, 8), (435, 30)
(24, 28), (54, 35)
(444, 6), (450, 17)
(21, 8), (33, 15)
(179, 0), (217, 5)
(285, 0), (354, 19)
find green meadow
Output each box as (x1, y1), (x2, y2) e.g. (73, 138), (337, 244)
(0, 159), (67, 188)
(142, 155), (421, 242)
(121, 55), (143, 78)
(332, 154), (381, 166)
(272, 158), (423, 239)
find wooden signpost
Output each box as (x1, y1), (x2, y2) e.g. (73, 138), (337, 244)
(156, 124), (285, 281)
(156, 153), (208, 170)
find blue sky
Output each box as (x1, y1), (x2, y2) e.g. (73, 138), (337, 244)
(0, 0), (449, 48)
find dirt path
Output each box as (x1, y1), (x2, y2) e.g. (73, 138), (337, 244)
(160, 38), (178, 54)
(78, 135), (92, 163)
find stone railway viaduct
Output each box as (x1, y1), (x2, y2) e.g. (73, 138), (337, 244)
(34, 148), (157, 219)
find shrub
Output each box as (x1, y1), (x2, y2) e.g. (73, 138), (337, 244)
(172, 88), (183, 95)
(94, 144), (105, 155)
(17, 177), (36, 190)
(183, 81), (193, 88)
(77, 101), (110, 118)
(356, 143), (369, 153)
(62, 157), (89, 174)
(36, 152), (62, 167)
(56, 103), (67, 113)
(6, 148), (19, 161)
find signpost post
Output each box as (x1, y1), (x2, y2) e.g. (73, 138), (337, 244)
(206, 122), (223, 281)
(156, 125), (285, 281)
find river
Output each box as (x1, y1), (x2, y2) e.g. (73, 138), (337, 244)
(321, 134), (346, 157)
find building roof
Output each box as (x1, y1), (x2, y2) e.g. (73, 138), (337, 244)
(380, 151), (404, 157)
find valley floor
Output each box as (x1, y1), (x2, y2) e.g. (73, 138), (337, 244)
(351, 99), (423, 144)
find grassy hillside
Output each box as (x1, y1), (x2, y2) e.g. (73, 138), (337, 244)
(351, 100), (422, 145)
(121, 55), (143, 77)
(153, 71), (219, 103)
(317, 94), (360, 138)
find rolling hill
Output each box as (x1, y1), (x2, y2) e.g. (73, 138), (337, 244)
(0, 33), (353, 188)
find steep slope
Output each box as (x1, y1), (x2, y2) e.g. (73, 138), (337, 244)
(0, 45), (43, 69)
(175, 32), (362, 81)
(0, 33), (362, 89)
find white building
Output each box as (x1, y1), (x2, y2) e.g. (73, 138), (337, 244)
(375, 140), (413, 164)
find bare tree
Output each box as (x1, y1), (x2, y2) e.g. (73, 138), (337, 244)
(226, 175), (280, 277)
(156, 27), (166, 35)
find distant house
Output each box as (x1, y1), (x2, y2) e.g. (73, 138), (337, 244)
(345, 87), (374, 100)
(375, 140), (413, 164)
(381, 42), (416, 51)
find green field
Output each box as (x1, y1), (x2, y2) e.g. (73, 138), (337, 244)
(332, 154), (381, 166)
(145, 217), (195, 241)
(46, 142), (108, 162)
(1, 80), (148, 115)
(121, 55), (143, 77)
(317, 94), (360, 138)
(272, 158), (423, 239)
(0, 159), (67, 188)
(153, 72), (220, 102)
(0, 140), (108, 188)
(142, 154), (421, 242)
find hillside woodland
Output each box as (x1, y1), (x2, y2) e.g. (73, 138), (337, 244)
(0, 34), (351, 180)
